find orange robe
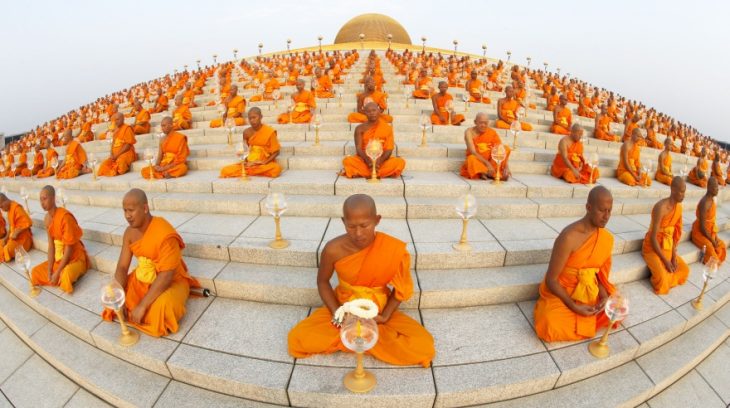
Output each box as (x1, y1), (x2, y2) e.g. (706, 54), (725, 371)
(430, 94), (465, 125)
(347, 92), (393, 123)
(277, 91), (315, 124)
(551, 140), (600, 184)
(0, 201), (33, 262)
(655, 153), (673, 186)
(642, 203), (689, 294)
(342, 120), (405, 179)
(132, 109), (151, 135)
(172, 105), (192, 130)
(56, 140), (87, 179)
(20, 151), (44, 177)
(623, 122), (639, 142)
(30, 208), (88, 294)
(101, 217), (200, 337)
(78, 122), (94, 142)
(152, 95), (169, 113)
(97, 124), (137, 177)
(617, 143), (651, 186)
(534, 228), (616, 341)
(460, 128), (511, 179)
(692, 200), (727, 264)
(141, 132), (189, 179)
(465, 79), (491, 103)
(287, 233), (435, 367)
(551, 107), (572, 135)
(314, 75), (335, 98)
(210, 96), (246, 128)
(412, 77), (433, 99)
(35, 148), (59, 178)
(594, 115), (616, 142)
(219, 125), (282, 178)
(577, 97), (595, 118)
(495, 99), (533, 131)
(713, 161), (726, 187)
(687, 159), (709, 188)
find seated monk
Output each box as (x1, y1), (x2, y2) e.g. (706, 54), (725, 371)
(98, 112), (137, 177)
(534, 186), (618, 342)
(312, 68), (335, 98)
(20, 146), (44, 177)
(431, 82), (465, 126)
(460, 113), (511, 181)
(171, 95), (192, 131)
(151, 89), (169, 114)
(594, 106), (618, 142)
(0, 193), (33, 262)
(551, 124), (600, 184)
(30, 186), (88, 294)
(655, 138), (674, 185)
(617, 128), (651, 187)
(711, 154), (726, 187)
(577, 92), (596, 118)
(622, 114), (641, 143)
(348, 77), (393, 124)
(249, 76), (281, 102)
(220, 107), (282, 178)
(551, 95), (572, 135)
(56, 130), (91, 179)
(342, 103), (405, 179)
(131, 101), (151, 135)
(495, 86), (533, 131)
(288, 194), (435, 367)
(277, 79), (316, 124)
(643, 177), (689, 294)
(35, 141), (59, 178)
(77, 114), (94, 142)
(412, 70), (433, 99)
(210, 85), (246, 128)
(687, 147), (709, 188)
(692, 178), (726, 265)
(101, 189), (200, 337)
(141, 117), (189, 179)
(464, 70), (491, 104)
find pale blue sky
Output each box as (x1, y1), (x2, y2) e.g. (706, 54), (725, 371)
(1, 0), (727, 140)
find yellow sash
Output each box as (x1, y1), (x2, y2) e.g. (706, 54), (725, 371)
(294, 101), (308, 113)
(566, 267), (600, 304)
(227, 106), (236, 116)
(247, 145), (269, 162)
(570, 153), (582, 167)
(135, 256), (157, 284)
(113, 137), (124, 149)
(660, 226), (675, 250)
(161, 152), (176, 166)
(476, 143), (491, 153)
(335, 280), (390, 311)
(53, 240), (64, 260)
(558, 116), (568, 126)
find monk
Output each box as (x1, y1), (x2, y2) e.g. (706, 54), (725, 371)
(622, 114), (641, 142)
(692, 178), (726, 264)
(551, 95), (572, 135)
(593, 106), (618, 142)
(412, 70), (433, 99)
(210, 85), (246, 128)
(348, 77), (393, 124)
(219, 107), (282, 178)
(249, 76), (281, 102)
(617, 128), (651, 187)
(141, 117), (189, 179)
(20, 146), (44, 177)
(277, 79), (316, 124)
(97, 112), (137, 177)
(655, 137), (674, 185)
(131, 101), (151, 135)
(534, 186), (617, 342)
(431, 82), (465, 126)
(151, 89), (169, 113)
(0, 193), (33, 262)
(35, 141), (59, 178)
(495, 86), (533, 131)
(342, 103), (405, 179)
(643, 177), (689, 294)
(29, 186), (88, 294)
(288, 194), (435, 367)
(551, 124), (600, 184)
(312, 68), (335, 98)
(171, 95), (192, 131)
(460, 113), (511, 181)
(464, 70), (491, 104)
(711, 154), (726, 187)
(101, 189), (200, 337)
(56, 130), (90, 179)
(687, 147), (709, 188)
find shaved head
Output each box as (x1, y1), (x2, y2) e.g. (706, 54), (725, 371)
(343, 194), (376, 218)
(586, 185), (613, 228)
(587, 185), (612, 206)
(670, 176), (686, 203)
(671, 176), (685, 190)
(124, 188), (148, 205)
(41, 185), (55, 197)
(341, 194), (381, 249)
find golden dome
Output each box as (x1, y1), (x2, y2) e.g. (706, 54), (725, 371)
(334, 13), (411, 45)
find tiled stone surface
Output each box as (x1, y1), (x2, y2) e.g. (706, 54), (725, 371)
(1, 355), (78, 408)
(647, 370), (726, 408)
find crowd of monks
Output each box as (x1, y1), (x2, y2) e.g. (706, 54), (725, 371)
(1, 47), (728, 369)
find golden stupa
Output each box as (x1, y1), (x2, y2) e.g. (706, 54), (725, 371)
(334, 13), (412, 44)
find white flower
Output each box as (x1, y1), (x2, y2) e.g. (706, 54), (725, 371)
(331, 299), (379, 326)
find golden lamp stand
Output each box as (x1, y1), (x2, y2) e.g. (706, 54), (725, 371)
(22, 265), (40, 298)
(452, 218), (472, 252)
(343, 351), (376, 393)
(114, 309), (140, 347)
(269, 211), (289, 249)
(588, 319), (618, 359)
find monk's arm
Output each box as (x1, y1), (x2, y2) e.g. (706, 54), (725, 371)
(155, 143), (163, 166)
(316, 244), (339, 315)
(353, 127), (371, 166)
(114, 230), (134, 288)
(378, 149), (393, 166)
(552, 107), (559, 124)
(132, 270), (174, 323)
(376, 294), (401, 324)
(698, 197), (714, 243)
(558, 140), (579, 174)
(52, 245), (74, 283)
(355, 94), (364, 113)
(431, 95), (442, 120)
(696, 158), (705, 178)
(545, 230), (597, 316)
(649, 203), (674, 271)
(45, 217), (54, 276)
(112, 143), (131, 160)
(464, 130), (493, 171)
(497, 99), (507, 122)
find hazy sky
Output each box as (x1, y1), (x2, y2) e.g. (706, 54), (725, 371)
(1, 0), (727, 140)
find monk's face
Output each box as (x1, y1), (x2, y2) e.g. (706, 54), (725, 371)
(505, 87), (514, 98)
(296, 82), (305, 92)
(709, 179), (719, 196)
(586, 194), (612, 229)
(570, 128), (583, 142)
(671, 182), (686, 203)
(364, 103), (380, 122)
(438, 82), (448, 94)
(114, 114), (124, 128)
(342, 208), (381, 249)
(123, 196), (149, 228)
(474, 115), (489, 133)
(161, 119), (172, 134)
(248, 110), (262, 127)
(39, 189), (54, 212)
(365, 79), (375, 92)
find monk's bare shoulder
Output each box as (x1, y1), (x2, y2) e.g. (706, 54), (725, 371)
(555, 220), (589, 252)
(321, 234), (359, 263)
(353, 122), (369, 134)
(242, 126), (256, 138)
(43, 213), (52, 230)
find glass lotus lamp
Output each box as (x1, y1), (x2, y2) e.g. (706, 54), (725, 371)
(444, 100), (454, 124)
(403, 85), (411, 109)
(510, 119), (521, 150)
(265, 193), (289, 249)
(453, 194), (477, 251)
(89, 152), (98, 181)
(20, 186), (29, 214)
(100, 280), (139, 346)
(236, 142), (250, 182)
(340, 313), (378, 393)
(336, 86), (344, 107)
(217, 103), (226, 118)
(272, 89), (281, 108)
(491, 144), (507, 185)
(15, 246), (39, 297)
(461, 93), (469, 112)
(50, 157), (59, 176)
(286, 98), (294, 123)
(225, 117), (236, 146)
(10, 162), (17, 178)
(692, 257), (719, 310)
(311, 114), (323, 146)
(419, 114), (431, 148)
(365, 139), (384, 183)
(589, 292), (629, 358)
(56, 187), (67, 208)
